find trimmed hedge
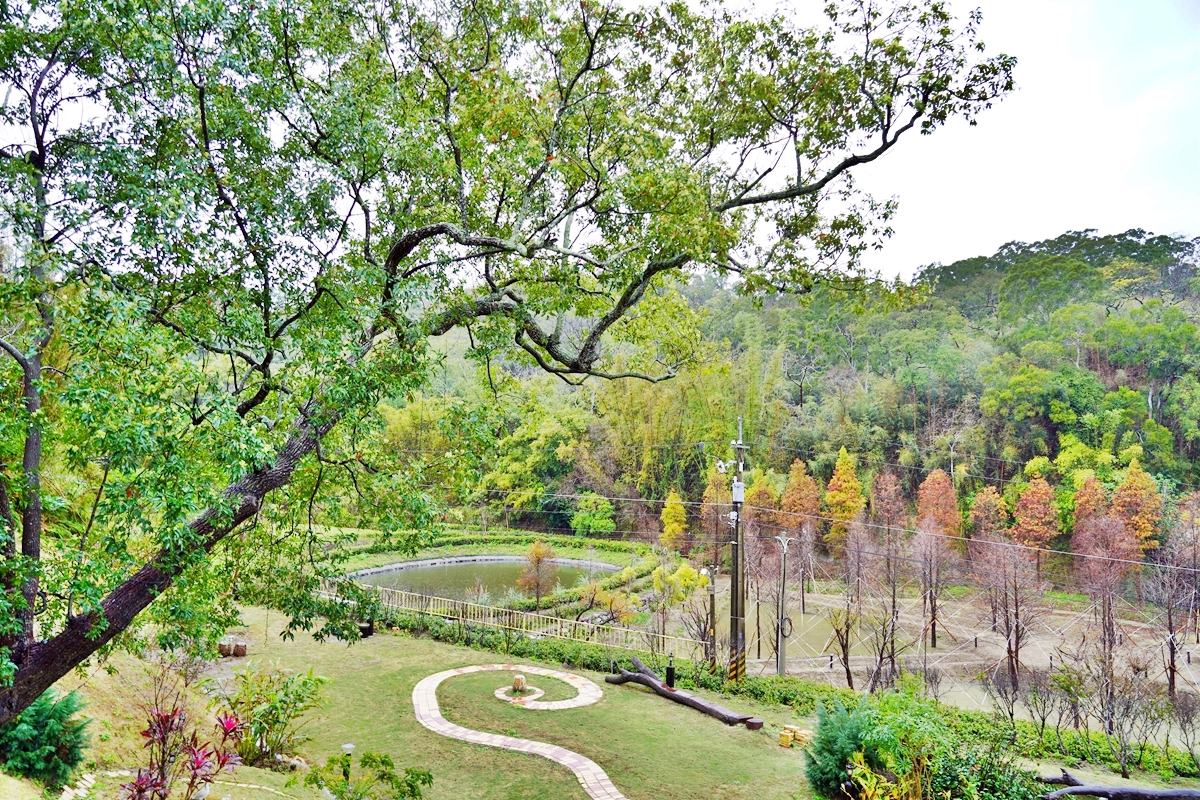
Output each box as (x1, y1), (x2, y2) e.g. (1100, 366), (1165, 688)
(359, 530), (654, 558)
(939, 701), (1200, 779)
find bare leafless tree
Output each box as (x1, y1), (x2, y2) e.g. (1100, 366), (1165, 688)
(1073, 514), (1138, 721)
(843, 518), (873, 605)
(865, 528), (908, 692)
(1050, 640), (1100, 763)
(1146, 548), (1193, 700)
(913, 519), (960, 650)
(795, 523), (817, 615)
(866, 471), (908, 691)
(981, 662), (1021, 740)
(1093, 654), (1169, 779)
(746, 534), (779, 660)
(974, 530), (1043, 691)
(1020, 667), (1059, 741)
(829, 597), (859, 691)
(1173, 691), (1200, 773)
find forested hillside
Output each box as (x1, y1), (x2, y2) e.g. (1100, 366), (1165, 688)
(382, 228), (1200, 549)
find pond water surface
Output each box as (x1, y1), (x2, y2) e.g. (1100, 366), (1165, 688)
(355, 560), (599, 601)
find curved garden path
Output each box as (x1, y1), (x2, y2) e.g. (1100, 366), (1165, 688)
(412, 664), (630, 800)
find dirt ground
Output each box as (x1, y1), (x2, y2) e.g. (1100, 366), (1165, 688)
(688, 574), (1192, 712)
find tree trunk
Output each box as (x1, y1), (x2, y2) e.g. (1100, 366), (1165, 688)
(0, 405), (337, 727)
(1036, 769), (1200, 799)
(606, 657), (763, 729)
(930, 592), (937, 649)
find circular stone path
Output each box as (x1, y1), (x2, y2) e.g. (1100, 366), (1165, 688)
(412, 664), (629, 800)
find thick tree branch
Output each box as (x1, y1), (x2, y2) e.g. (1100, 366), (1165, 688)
(0, 336), (30, 371)
(716, 104), (926, 212)
(0, 400), (339, 726)
(1039, 771), (1200, 800)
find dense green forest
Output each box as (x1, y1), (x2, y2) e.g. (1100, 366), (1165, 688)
(382, 227), (1200, 546)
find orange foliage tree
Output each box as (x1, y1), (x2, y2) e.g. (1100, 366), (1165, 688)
(1012, 477), (1058, 550)
(744, 475), (779, 538)
(1111, 460), (1163, 555)
(781, 458), (820, 614)
(969, 486), (1008, 542)
(917, 468), (960, 536)
(781, 459), (821, 533)
(517, 540), (558, 610)
(700, 468), (731, 566)
(871, 470), (906, 531)
(1072, 475), (1108, 529)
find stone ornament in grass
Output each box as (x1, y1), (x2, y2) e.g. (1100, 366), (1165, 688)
(495, 685), (545, 704)
(513, 675), (527, 693)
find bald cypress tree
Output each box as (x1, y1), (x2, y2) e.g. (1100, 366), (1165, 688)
(825, 448), (865, 557)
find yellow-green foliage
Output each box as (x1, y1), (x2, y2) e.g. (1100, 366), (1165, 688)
(659, 488), (688, 550)
(649, 562), (707, 605)
(824, 448), (865, 554)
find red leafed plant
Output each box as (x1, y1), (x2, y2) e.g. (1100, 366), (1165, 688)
(120, 668), (243, 800)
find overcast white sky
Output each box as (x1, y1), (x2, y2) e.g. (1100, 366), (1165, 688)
(833, 0), (1200, 279)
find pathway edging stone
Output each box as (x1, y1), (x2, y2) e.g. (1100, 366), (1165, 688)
(412, 664), (629, 800)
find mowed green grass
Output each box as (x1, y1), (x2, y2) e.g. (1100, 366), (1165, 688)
(241, 607), (813, 800)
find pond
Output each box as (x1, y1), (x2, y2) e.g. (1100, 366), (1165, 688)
(353, 557), (614, 602)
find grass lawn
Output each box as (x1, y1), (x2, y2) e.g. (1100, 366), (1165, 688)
(0, 772), (43, 800)
(49, 652), (327, 800)
(46, 606), (812, 799)
(234, 606), (813, 800)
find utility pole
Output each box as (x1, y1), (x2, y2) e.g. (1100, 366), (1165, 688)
(701, 566), (717, 672)
(775, 534), (793, 676)
(728, 417), (748, 682)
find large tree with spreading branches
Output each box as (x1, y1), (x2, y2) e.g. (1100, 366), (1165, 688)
(0, 0), (1014, 721)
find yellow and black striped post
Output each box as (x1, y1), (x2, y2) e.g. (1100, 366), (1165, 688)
(727, 417), (748, 682)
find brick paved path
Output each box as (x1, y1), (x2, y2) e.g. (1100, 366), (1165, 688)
(412, 664), (629, 800)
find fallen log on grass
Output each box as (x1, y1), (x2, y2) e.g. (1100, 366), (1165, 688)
(604, 656), (764, 730)
(1039, 770), (1200, 800)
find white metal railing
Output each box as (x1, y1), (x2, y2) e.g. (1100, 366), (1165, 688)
(363, 584), (704, 659)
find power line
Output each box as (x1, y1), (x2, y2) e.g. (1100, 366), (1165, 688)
(421, 484), (1200, 575)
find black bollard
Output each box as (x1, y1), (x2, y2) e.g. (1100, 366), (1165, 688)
(666, 654), (676, 688)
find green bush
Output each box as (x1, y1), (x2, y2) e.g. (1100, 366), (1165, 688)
(380, 609), (642, 673)
(210, 662), (327, 768)
(362, 531), (653, 558)
(806, 700), (881, 800)
(930, 747), (1043, 800)
(305, 751), (433, 799)
(721, 675), (858, 716)
(807, 680), (1046, 800)
(0, 688), (88, 787)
